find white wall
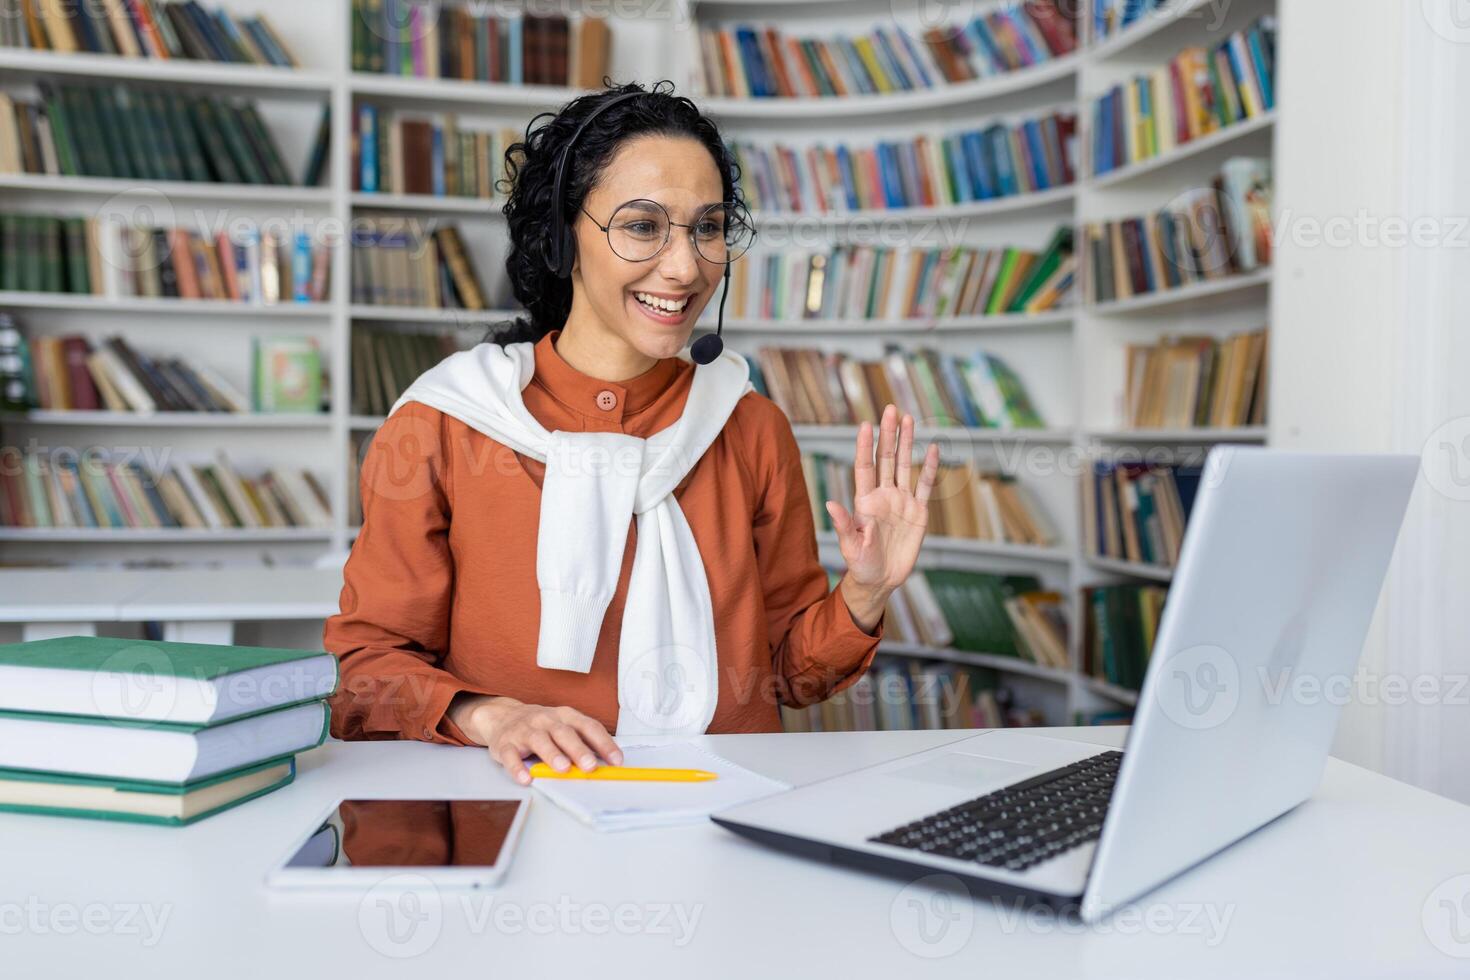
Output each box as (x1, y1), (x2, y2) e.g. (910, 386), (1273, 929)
(1272, 0), (1470, 801)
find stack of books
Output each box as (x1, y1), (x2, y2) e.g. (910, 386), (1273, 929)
(1082, 584), (1167, 692)
(349, 219), (489, 309)
(351, 328), (460, 417)
(751, 345), (1046, 430)
(729, 109), (1077, 214)
(1092, 15), (1276, 175)
(1081, 460), (1202, 570)
(0, 0), (300, 65)
(725, 229), (1075, 322)
(353, 105), (520, 199)
(803, 453), (1058, 548)
(867, 569), (1069, 672)
(1123, 327), (1269, 429)
(1084, 157), (1272, 305)
(0, 83), (298, 184)
(0, 319), (322, 416)
(0, 636), (336, 825)
(696, 2), (1077, 99)
(780, 656), (1045, 733)
(0, 215), (329, 303)
(0, 447), (332, 531)
(351, 3), (611, 87)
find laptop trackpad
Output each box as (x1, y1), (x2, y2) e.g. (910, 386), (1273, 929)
(887, 753), (1037, 790)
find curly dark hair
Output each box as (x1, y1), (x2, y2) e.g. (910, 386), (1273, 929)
(484, 78), (746, 346)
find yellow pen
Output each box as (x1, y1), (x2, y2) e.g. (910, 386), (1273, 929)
(527, 762), (717, 782)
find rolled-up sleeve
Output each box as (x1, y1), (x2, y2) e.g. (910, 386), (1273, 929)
(323, 402), (495, 745)
(749, 401), (885, 708)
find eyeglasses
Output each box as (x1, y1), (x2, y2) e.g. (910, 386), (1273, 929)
(579, 198), (756, 265)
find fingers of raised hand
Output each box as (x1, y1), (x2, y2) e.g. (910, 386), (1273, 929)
(914, 442), (940, 506)
(876, 404), (899, 488)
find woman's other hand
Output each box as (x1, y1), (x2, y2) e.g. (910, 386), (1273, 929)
(448, 695), (624, 785)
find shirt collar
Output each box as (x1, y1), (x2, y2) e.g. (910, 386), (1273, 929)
(531, 328), (683, 418)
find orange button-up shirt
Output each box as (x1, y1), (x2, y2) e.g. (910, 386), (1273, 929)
(323, 328), (885, 744)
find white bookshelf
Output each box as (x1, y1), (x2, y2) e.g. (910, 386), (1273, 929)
(0, 0), (1280, 728)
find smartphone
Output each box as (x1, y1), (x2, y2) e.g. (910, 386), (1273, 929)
(266, 798), (530, 889)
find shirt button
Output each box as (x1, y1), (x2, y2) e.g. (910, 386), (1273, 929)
(596, 390), (618, 411)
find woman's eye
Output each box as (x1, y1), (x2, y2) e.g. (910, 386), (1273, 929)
(696, 221), (724, 238)
(621, 221), (660, 237)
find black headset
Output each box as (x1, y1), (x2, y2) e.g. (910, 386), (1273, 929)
(542, 89), (731, 366)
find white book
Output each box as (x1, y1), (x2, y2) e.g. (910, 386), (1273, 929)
(902, 572), (955, 648)
(173, 461), (224, 529)
(209, 453), (263, 528)
(274, 468), (331, 527)
(189, 362), (251, 413)
(89, 345), (156, 413)
(0, 701), (328, 784)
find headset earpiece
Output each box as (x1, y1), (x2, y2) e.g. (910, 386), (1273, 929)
(543, 91), (644, 280)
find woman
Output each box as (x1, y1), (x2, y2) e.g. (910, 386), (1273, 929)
(324, 80), (940, 786)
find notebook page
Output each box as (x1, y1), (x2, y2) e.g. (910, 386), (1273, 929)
(530, 743), (790, 831)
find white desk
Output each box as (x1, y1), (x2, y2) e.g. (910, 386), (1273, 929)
(4, 727), (1469, 979)
(0, 566), (342, 643)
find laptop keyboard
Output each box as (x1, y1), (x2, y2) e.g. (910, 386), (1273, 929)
(868, 750), (1123, 873)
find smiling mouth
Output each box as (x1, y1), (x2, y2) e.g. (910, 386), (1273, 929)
(632, 291), (692, 315)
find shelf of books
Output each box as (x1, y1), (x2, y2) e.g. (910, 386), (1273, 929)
(0, 0), (1279, 734)
(1072, 0), (1277, 723)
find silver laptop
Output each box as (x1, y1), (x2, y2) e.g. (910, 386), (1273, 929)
(712, 447), (1419, 922)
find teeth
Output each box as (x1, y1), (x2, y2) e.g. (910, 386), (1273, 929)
(634, 291), (689, 313)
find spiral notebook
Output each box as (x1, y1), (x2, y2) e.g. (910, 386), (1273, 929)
(530, 742), (790, 832)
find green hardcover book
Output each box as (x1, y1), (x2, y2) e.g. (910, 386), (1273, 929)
(162, 92), (211, 182)
(0, 634), (338, 724)
(71, 88), (115, 177)
(113, 89), (163, 182)
(984, 249), (1024, 315)
(39, 218), (62, 293)
(1007, 227), (1073, 312)
(351, 0), (368, 71)
(253, 336), (323, 413)
(984, 354), (1045, 428)
(237, 103), (293, 185)
(211, 100), (269, 184)
(187, 97), (244, 184)
(22, 216), (44, 292)
(39, 86), (79, 176)
(198, 466), (243, 526)
(365, 0), (385, 73)
(82, 87), (129, 179)
(61, 218), (88, 294)
(0, 756), (297, 826)
(134, 91), (180, 181)
(1, 214), (19, 291)
(906, 352), (951, 426)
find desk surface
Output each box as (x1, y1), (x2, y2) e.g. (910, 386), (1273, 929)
(6, 727), (1470, 979)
